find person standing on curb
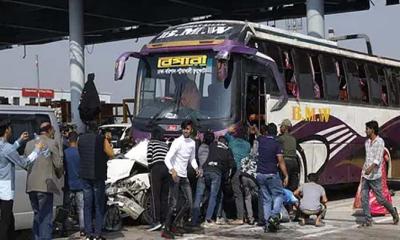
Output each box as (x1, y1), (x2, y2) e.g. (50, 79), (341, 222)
(359, 120), (398, 227)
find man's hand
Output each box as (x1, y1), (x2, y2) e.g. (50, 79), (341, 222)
(283, 175), (289, 187)
(19, 132), (29, 141)
(34, 142), (45, 151)
(365, 164), (376, 175)
(227, 125), (236, 133)
(196, 168), (203, 178)
(171, 169), (179, 183)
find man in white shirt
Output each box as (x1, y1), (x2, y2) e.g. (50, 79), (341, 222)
(162, 119), (201, 239)
(360, 120), (398, 227)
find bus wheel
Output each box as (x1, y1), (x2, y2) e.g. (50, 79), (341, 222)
(104, 205), (122, 232)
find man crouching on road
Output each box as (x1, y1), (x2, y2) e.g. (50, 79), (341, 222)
(162, 120), (201, 239)
(294, 173), (327, 227)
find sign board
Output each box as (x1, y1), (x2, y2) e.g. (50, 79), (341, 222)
(22, 88), (54, 99)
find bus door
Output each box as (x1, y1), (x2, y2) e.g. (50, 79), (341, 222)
(245, 74), (266, 129)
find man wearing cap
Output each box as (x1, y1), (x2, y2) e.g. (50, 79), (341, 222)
(0, 120), (44, 240)
(25, 122), (63, 240)
(278, 119), (298, 192)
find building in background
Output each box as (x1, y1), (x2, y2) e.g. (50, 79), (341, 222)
(0, 87), (111, 106)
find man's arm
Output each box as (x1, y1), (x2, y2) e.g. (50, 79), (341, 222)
(277, 154), (289, 186)
(50, 139), (63, 171)
(103, 138), (114, 159)
(164, 140), (178, 172)
(6, 142), (42, 169)
(190, 146), (200, 177)
(146, 141), (153, 163)
(321, 187), (328, 206)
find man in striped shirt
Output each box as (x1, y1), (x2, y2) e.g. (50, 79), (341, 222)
(147, 127), (169, 232)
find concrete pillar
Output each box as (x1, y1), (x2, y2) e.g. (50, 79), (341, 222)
(69, 0), (85, 133)
(306, 0), (325, 38)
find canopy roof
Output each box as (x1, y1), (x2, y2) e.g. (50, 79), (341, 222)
(0, 0), (370, 50)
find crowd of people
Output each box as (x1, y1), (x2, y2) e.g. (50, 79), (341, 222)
(145, 119), (332, 239)
(0, 117), (398, 240)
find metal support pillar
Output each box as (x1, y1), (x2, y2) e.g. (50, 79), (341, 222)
(69, 0), (85, 133)
(306, 0), (325, 38)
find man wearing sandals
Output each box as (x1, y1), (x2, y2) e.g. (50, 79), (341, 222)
(294, 173), (327, 227)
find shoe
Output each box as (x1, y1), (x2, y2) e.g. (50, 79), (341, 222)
(84, 236), (93, 240)
(257, 221), (266, 227)
(201, 219), (215, 228)
(267, 217), (279, 232)
(93, 236), (106, 240)
(148, 222), (163, 232)
(170, 226), (184, 236)
(248, 218), (255, 225)
(161, 230), (175, 239)
(392, 207), (399, 225)
(80, 231), (86, 237)
(230, 219), (244, 225)
(358, 220), (373, 228)
(216, 217), (227, 225)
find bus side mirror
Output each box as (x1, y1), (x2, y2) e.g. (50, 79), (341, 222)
(216, 50), (231, 82)
(114, 52), (142, 81)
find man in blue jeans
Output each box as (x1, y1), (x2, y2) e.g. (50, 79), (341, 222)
(78, 122), (114, 240)
(192, 136), (234, 227)
(256, 123), (288, 233)
(360, 120), (398, 227)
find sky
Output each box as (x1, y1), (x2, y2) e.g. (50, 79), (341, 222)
(0, 1), (399, 103)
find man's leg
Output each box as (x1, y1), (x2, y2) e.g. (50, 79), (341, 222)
(241, 177), (254, 222)
(369, 178), (398, 223)
(160, 168), (170, 223)
(315, 205), (327, 226)
(268, 175), (284, 219)
(205, 172), (221, 221)
(232, 171), (245, 221)
(285, 159), (299, 192)
(192, 175), (206, 225)
(173, 178), (193, 227)
(75, 191), (85, 232)
(82, 179), (94, 236)
(36, 192), (54, 240)
(256, 174), (272, 224)
(93, 179), (106, 237)
(29, 192), (40, 240)
(0, 199), (16, 240)
(164, 177), (180, 231)
(361, 178), (372, 224)
(150, 165), (163, 224)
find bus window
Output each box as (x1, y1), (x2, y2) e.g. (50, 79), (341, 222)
(321, 55), (340, 101)
(386, 68), (400, 106)
(310, 55), (324, 99)
(377, 67), (389, 106)
(345, 60), (367, 103)
(294, 49), (315, 99)
(281, 48), (297, 98)
(366, 64), (381, 105)
(264, 42), (283, 73)
(336, 59), (348, 101)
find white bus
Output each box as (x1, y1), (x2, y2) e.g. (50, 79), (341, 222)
(115, 20), (400, 185)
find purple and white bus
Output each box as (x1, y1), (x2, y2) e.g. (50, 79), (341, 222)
(115, 20), (400, 185)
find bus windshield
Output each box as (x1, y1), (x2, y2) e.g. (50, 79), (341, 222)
(136, 52), (232, 120)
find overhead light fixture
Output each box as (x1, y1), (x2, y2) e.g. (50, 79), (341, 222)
(387, 0), (399, 5)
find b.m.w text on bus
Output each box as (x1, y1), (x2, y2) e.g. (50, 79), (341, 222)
(292, 106), (331, 122)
